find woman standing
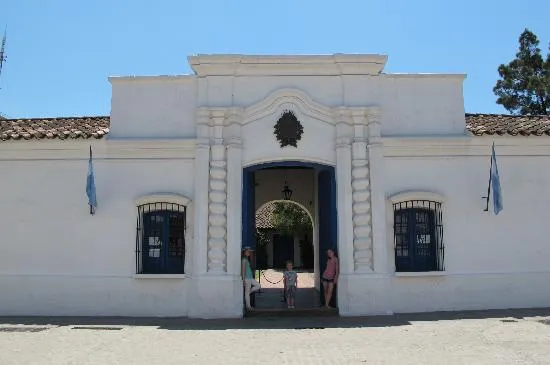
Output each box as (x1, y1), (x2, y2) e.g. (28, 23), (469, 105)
(321, 249), (339, 308)
(241, 247), (261, 311)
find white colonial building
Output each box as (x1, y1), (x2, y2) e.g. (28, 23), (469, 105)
(1, 54), (550, 318)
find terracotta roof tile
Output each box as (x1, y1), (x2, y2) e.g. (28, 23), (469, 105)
(2, 114), (550, 141)
(465, 113), (550, 136)
(0, 116), (110, 141)
(256, 201), (276, 229)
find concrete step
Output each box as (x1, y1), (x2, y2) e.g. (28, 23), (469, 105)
(245, 307), (338, 318)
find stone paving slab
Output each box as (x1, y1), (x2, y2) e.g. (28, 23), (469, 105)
(1, 308), (550, 365)
(256, 270), (320, 309)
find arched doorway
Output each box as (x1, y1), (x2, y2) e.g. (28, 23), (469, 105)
(242, 161), (338, 312)
(255, 200), (314, 270)
(253, 200), (316, 309)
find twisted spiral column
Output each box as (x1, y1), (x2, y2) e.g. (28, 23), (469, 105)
(206, 110), (228, 273)
(351, 138), (373, 271)
(207, 143), (227, 272)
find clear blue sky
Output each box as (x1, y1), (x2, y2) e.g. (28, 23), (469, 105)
(1, 0), (549, 118)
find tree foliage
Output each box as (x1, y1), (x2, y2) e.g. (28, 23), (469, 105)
(493, 29), (550, 115)
(271, 201), (312, 236)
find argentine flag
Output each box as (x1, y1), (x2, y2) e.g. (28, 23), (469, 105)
(86, 146), (97, 214)
(490, 142), (503, 215)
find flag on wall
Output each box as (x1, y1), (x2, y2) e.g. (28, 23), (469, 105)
(86, 146), (97, 215)
(490, 142), (503, 215)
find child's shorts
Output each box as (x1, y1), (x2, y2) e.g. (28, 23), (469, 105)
(285, 286), (296, 298)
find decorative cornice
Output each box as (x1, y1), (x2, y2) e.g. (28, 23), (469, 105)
(195, 138), (211, 149)
(332, 107), (352, 124)
(382, 136), (550, 157)
(188, 54), (388, 76)
(336, 137), (352, 149)
(225, 137), (242, 148)
(196, 108), (211, 125)
(108, 75), (195, 83)
(0, 139), (196, 161)
(225, 107), (245, 126)
(384, 73), (466, 80)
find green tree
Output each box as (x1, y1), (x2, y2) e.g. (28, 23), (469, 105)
(493, 29), (550, 115)
(271, 202), (312, 237)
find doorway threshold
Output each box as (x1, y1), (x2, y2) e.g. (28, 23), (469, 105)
(245, 307), (338, 318)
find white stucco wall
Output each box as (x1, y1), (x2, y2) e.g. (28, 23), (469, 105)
(383, 157), (549, 274)
(382, 140), (550, 275)
(2, 54), (549, 318)
(0, 141), (196, 316)
(197, 74), (465, 140)
(107, 55), (466, 142)
(109, 76), (197, 138)
(377, 76), (466, 136)
(340, 138), (550, 316)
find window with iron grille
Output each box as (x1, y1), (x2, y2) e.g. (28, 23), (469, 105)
(136, 202), (186, 274)
(393, 200), (444, 272)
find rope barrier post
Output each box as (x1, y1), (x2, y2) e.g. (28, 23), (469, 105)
(258, 269), (262, 294)
(258, 270), (287, 303)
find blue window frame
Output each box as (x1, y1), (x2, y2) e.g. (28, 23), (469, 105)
(136, 203), (186, 274)
(393, 200), (444, 272)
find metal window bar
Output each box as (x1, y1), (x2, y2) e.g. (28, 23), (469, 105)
(135, 202), (186, 274)
(393, 200), (444, 272)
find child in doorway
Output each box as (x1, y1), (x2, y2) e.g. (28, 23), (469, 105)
(283, 260), (298, 309)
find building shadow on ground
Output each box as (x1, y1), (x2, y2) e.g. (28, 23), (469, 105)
(0, 307), (549, 332)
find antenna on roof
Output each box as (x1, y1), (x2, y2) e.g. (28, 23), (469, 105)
(0, 27), (6, 85)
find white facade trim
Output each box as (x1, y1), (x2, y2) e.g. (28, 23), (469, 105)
(132, 274), (187, 279)
(0, 139), (196, 160)
(383, 137), (550, 157)
(394, 271), (448, 277)
(109, 75), (194, 83)
(388, 191), (445, 204)
(135, 193), (192, 207)
(242, 88), (334, 125)
(242, 156), (336, 168)
(385, 73), (466, 79)
(385, 190), (445, 275)
(188, 54), (388, 76)
(134, 193), (194, 277)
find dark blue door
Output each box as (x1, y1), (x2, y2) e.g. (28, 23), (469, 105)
(317, 167), (337, 307)
(273, 234), (294, 268)
(241, 169), (257, 306)
(242, 170), (256, 252)
(242, 162), (338, 308)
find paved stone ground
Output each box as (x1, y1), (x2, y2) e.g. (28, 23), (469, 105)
(1, 308), (550, 365)
(256, 270), (320, 309)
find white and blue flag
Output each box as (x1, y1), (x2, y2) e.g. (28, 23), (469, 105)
(490, 142), (503, 215)
(86, 146), (97, 215)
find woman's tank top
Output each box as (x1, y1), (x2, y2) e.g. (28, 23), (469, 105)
(323, 258), (338, 280)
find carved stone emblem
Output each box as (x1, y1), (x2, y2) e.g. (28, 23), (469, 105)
(274, 111), (303, 148)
